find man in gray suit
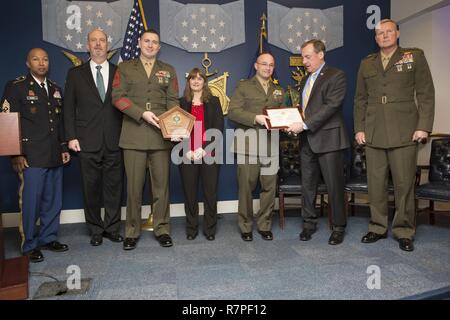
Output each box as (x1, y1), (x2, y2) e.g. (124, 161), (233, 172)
(287, 39), (350, 245)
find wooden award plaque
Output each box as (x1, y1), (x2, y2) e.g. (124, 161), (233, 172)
(159, 106), (196, 139)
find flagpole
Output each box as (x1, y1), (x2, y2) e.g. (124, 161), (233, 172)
(138, 0), (148, 31)
(259, 13), (267, 54)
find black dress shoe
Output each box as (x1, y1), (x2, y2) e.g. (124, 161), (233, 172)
(103, 232), (124, 243)
(258, 230), (273, 241)
(156, 234), (173, 247)
(361, 232), (388, 243)
(187, 233), (197, 240)
(24, 249), (44, 263)
(40, 241), (69, 252)
(299, 229), (316, 241)
(205, 234), (215, 241)
(328, 231), (345, 245)
(241, 232), (253, 242)
(123, 238), (137, 250)
(399, 238), (414, 252)
(90, 234), (103, 246)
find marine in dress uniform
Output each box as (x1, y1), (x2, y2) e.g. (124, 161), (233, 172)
(228, 53), (285, 242)
(112, 30), (179, 250)
(354, 20), (435, 251)
(1, 48), (70, 263)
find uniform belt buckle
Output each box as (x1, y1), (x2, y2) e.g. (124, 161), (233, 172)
(146, 102), (151, 111)
(381, 96), (387, 104)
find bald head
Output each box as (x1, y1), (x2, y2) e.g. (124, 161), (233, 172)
(87, 29), (108, 64)
(26, 48), (49, 81)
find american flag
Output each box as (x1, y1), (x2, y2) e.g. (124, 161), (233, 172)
(120, 0), (147, 61)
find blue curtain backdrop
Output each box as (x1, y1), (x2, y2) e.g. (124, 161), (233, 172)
(0, 0), (390, 213)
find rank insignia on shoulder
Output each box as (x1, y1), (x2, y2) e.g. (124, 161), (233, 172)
(13, 76), (26, 83)
(2, 99), (10, 112)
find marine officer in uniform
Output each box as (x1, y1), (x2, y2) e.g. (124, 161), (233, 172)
(112, 29), (179, 250)
(1, 48), (70, 263)
(228, 52), (285, 242)
(354, 19), (435, 252)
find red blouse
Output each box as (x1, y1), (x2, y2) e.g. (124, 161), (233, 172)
(190, 103), (205, 151)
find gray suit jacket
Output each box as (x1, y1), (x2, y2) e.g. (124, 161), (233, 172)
(300, 65), (350, 153)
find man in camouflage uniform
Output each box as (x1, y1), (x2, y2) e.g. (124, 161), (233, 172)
(228, 52), (285, 242)
(112, 29), (179, 250)
(354, 19), (435, 252)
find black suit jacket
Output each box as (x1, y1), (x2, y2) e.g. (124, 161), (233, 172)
(1, 73), (66, 167)
(179, 95), (224, 148)
(300, 65), (350, 153)
(64, 61), (122, 152)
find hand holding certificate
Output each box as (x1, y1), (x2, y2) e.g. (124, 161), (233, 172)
(264, 107), (304, 130)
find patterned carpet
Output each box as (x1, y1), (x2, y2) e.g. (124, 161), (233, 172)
(3, 212), (450, 300)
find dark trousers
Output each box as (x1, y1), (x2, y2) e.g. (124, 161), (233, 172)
(19, 167), (63, 253)
(300, 136), (346, 231)
(78, 146), (123, 235)
(179, 162), (220, 237)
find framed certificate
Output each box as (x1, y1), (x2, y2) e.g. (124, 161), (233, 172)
(264, 107), (303, 129)
(159, 106), (196, 139)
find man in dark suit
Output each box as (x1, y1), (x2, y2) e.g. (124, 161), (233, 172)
(64, 29), (124, 246)
(287, 39), (350, 245)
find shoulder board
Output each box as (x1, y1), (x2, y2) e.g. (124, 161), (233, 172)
(364, 53), (377, 60)
(402, 47), (424, 54)
(12, 76), (26, 84)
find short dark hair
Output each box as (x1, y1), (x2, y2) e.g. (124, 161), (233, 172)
(301, 39), (326, 54)
(183, 68), (212, 103)
(140, 28), (160, 40)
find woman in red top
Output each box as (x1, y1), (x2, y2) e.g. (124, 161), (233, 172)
(178, 68), (224, 240)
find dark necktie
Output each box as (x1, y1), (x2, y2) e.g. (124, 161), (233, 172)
(96, 65), (106, 102)
(40, 82), (48, 97)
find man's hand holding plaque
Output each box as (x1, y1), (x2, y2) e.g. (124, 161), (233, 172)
(158, 106), (196, 139)
(263, 107), (304, 130)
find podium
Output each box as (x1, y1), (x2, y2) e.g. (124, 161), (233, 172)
(0, 112), (28, 300)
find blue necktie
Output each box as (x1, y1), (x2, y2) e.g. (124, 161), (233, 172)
(96, 65), (105, 102)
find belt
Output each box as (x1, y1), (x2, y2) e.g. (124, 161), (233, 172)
(367, 96), (414, 105)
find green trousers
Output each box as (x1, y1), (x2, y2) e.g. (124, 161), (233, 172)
(366, 144), (418, 239)
(123, 149), (170, 238)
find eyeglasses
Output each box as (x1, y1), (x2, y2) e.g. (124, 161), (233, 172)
(257, 62), (275, 68)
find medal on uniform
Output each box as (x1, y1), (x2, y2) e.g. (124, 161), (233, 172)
(53, 90), (61, 99)
(30, 106), (37, 114)
(396, 64), (403, 72)
(407, 63), (412, 70)
(55, 107), (61, 114)
(28, 90), (35, 96)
